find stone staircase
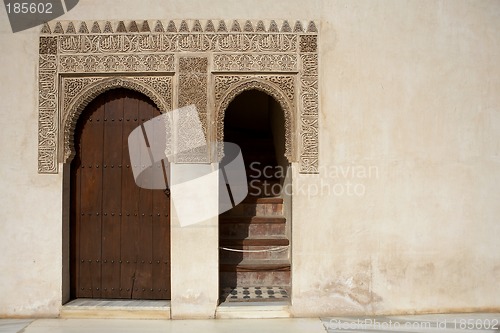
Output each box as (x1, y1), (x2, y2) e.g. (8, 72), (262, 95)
(219, 130), (290, 301)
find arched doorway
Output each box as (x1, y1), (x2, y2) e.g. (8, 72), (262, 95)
(70, 88), (170, 300)
(219, 89), (291, 303)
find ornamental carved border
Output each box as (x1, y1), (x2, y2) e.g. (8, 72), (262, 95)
(61, 76), (172, 163)
(38, 19), (319, 174)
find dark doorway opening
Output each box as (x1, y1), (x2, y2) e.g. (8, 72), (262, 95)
(219, 89), (291, 303)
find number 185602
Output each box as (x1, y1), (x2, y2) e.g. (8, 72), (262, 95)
(5, 2), (53, 14)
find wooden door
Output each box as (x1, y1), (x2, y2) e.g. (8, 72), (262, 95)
(70, 88), (170, 300)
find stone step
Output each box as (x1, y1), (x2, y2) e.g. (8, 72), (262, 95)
(219, 245), (289, 261)
(220, 218), (286, 238)
(61, 299), (171, 319)
(220, 237), (289, 247)
(241, 197), (283, 204)
(222, 201), (283, 216)
(219, 271), (290, 288)
(216, 301), (291, 319)
(219, 216), (286, 224)
(246, 180), (284, 198)
(220, 259), (290, 272)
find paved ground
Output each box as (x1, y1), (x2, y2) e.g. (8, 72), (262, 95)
(0, 314), (499, 333)
(322, 313), (500, 332)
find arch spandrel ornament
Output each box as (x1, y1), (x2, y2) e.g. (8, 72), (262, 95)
(215, 76), (295, 162)
(61, 76), (172, 163)
(38, 19), (319, 174)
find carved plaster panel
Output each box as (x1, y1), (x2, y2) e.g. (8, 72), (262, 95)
(38, 19), (319, 174)
(38, 54), (58, 173)
(177, 57), (209, 163)
(213, 54), (297, 72)
(59, 54), (175, 73)
(61, 76), (172, 163)
(56, 33), (298, 53)
(299, 53), (319, 173)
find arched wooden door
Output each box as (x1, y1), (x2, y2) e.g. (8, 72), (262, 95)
(70, 88), (170, 300)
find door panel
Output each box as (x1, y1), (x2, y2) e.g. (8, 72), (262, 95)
(101, 94), (122, 299)
(71, 89), (170, 300)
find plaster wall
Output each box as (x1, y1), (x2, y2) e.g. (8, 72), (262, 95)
(291, 0), (500, 315)
(0, 22), (62, 316)
(0, 0), (499, 317)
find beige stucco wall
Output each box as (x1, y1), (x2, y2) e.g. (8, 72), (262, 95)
(292, 0), (500, 315)
(0, 23), (63, 316)
(0, 0), (499, 317)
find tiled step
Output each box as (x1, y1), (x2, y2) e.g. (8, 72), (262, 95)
(220, 286), (289, 303)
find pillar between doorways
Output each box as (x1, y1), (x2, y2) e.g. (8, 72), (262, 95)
(169, 163), (219, 319)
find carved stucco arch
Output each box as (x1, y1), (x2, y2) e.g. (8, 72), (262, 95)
(216, 78), (295, 162)
(62, 77), (169, 163)
(39, 19), (318, 173)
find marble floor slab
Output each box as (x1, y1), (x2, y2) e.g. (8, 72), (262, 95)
(0, 319), (33, 333)
(1, 313), (499, 333)
(11, 318), (326, 333)
(322, 313), (500, 333)
(64, 299), (169, 308)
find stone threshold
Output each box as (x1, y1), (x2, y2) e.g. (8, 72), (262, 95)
(60, 299), (170, 319)
(216, 301), (291, 319)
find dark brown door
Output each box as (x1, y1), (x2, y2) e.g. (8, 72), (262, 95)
(71, 88), (170, 300)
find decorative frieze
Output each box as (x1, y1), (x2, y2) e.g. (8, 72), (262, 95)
(213, 54), (297, 72)
(41, 19), (316, 35)
(55, 33), (298, 53)
(59, 54), (175, 73)
(38, 19), (319, 174)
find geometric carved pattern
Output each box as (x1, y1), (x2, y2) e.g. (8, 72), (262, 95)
(38, 54), (58, 173)
(178, 57), (209, 163)
(38, 19), (319, 173)
(213, 54), (297, 72)
(299, 53), (319, 173)
(59, 54), (175, 73)
(299, 35), (317, 53)
(39, 37), (57, 54)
